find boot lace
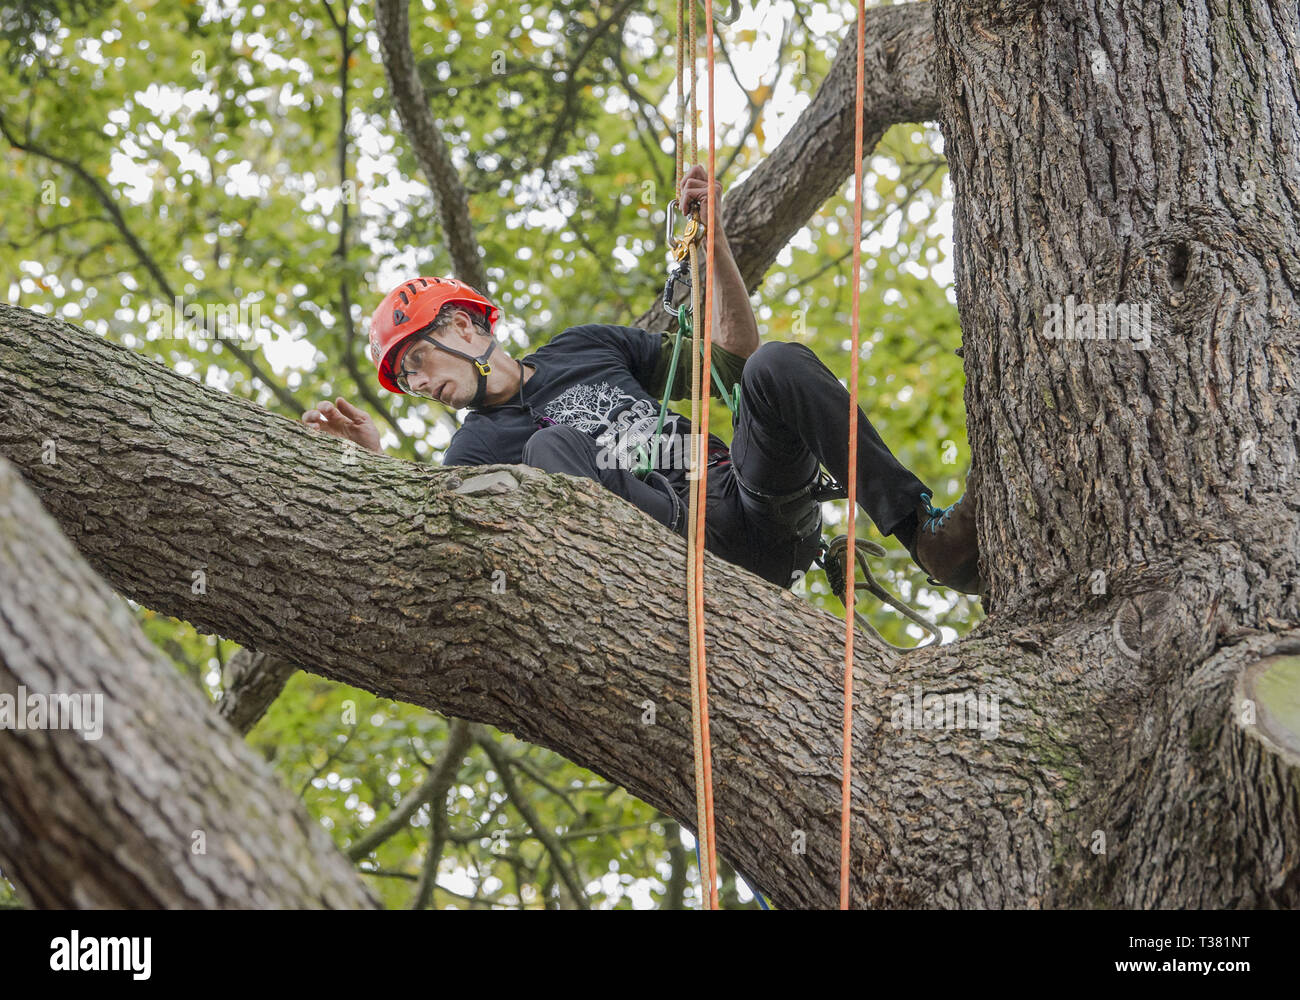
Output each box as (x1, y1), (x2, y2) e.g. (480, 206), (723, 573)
(919, 491), (959, 533)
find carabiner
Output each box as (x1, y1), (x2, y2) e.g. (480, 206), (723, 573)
(665, 198), (705, 262)
(663, 260), (691, 315)
(665, 198), (680, 251)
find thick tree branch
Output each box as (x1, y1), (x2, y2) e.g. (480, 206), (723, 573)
(0, 455), (377, 908)
(2, 306), (1297, 909)
(0, 305), (920, 908)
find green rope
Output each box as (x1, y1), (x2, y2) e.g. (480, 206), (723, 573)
(633, 303), (739, 479)
(700, 334), (742, 415)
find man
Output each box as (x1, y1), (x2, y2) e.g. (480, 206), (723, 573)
(305, 165), (982, 594)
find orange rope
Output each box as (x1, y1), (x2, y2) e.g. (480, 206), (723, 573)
(694, 0), (720, 913)
(679, 0), (717, 912)
(686, 245), (716, 909)
(840, 0), (867, 910)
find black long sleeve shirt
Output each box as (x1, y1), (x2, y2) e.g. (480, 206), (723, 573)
(442, 324), (747, 483)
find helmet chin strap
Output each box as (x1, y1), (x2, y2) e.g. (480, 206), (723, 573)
(414, 331), (496, 408)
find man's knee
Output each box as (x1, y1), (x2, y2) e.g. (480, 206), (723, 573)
(521, 424), (588, 471)
(742, 340), (813, 393)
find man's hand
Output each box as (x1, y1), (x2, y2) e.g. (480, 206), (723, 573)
(677, 164), (728, 246)
(303, 397), (383, 454)
(675, 164), (758, 359)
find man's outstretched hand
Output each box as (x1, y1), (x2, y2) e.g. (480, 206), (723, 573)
(303, 397), (383, 454)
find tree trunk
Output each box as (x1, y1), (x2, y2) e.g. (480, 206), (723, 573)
(0, 454), (378, 908)
(930, 0), (1300, 905)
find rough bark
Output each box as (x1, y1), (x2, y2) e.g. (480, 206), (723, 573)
(2, 301), (1297, 908)
(930, 0), (1300, 905)
(216, 647), (299, 735)
(0, 455), (378, 909)
(936, 0), (1299, 622)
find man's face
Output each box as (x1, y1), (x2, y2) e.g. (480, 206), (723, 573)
(394, 312), (481, 406)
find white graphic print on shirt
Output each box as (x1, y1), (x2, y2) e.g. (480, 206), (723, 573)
(542, 381), (671, 470)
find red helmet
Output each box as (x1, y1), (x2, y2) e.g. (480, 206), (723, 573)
(368, 276), (500, 397)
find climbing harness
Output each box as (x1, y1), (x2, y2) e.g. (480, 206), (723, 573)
(734, 464), (845, 541)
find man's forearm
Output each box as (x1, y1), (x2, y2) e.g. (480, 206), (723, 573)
(708, 229), (760, 359)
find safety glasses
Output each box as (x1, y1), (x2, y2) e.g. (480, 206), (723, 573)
(394, 330), (443, 398)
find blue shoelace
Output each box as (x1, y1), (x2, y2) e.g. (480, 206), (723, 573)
(919, 491), (958, 533)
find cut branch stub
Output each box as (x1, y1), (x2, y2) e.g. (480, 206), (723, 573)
(1237, 653), (1300, 768)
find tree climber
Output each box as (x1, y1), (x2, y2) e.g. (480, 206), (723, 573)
(303, 165), (983, 595)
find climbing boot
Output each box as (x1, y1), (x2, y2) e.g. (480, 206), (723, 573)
(908, 492), (983, 595)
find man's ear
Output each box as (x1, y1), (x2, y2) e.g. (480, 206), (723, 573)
(455, 311), (481, 346)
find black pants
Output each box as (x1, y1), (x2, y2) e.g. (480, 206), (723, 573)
(520, 341), (929, 588)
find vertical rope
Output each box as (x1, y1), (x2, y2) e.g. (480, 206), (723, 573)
(687, 0), (696, 165)
(678, 0), (716, 913)
(686, 243), (715, 910)
(840, 0), (868, 910)
(695, 0), (720, 913)
(674, 0), (685, 196)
